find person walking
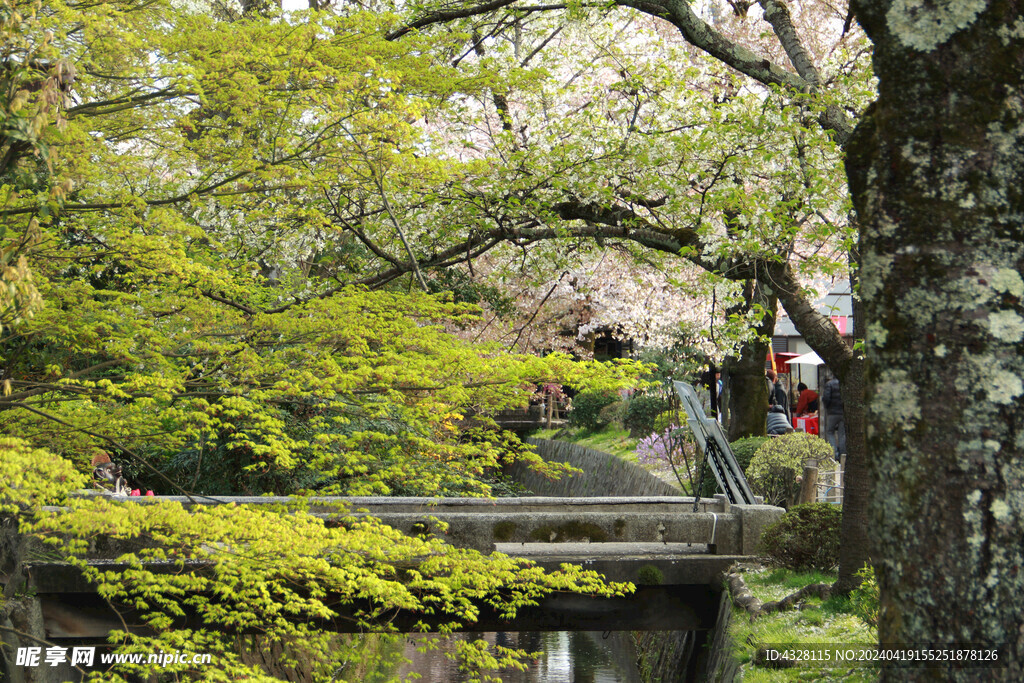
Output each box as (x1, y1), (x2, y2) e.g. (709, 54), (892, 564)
(822, 376), (845, 461)
(766, 369), (789, 418)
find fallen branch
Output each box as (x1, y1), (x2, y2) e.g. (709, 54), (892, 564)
(726, 569), (763, 616)
(725, 564), (832, 619)
(762, 581), (832, 614)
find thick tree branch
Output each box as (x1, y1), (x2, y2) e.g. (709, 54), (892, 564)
(819, 105), (853, 147)
(386, 0), (521, 40)
(624, 0), (807, 91)
(389, 0), (805, 90)
(763, 259), (854, 377)
(756, 0), (855, 145)
(66, 87), (181, 119)
(386, 0), (855, 144)
(201, 290), (259, 316)
(757, 0), (820, 87)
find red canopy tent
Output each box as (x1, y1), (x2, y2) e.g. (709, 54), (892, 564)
(767, 351), (802, 374)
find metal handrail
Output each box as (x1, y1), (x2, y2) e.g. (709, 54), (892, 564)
(673, 381), (756, 506)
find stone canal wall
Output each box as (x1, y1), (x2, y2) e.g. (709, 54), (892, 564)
(700, 588), (741, 682)
(633, 591), (738, 682)
(633, 630), (700, 682)
(513, 438), (681, 497)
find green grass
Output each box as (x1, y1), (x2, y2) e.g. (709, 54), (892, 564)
(529, 425), (640, 460)
(529, 423), (689, 492)
(727, 566), (879, 682)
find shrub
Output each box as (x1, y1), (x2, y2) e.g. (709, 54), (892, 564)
(758, 502), (842, 571)
(850, 564), (879, 626)
(652, 409), (682, 434)
(635, 426), (699, 492)
(746, 432), (833, 507)
(623, 394), (671, 437)
(730, 436), (770, 473)
(597, 400), (627, 428)
(568, 389), (620, 431)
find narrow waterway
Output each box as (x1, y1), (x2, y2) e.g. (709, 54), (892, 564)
(397, 631), (642, 682)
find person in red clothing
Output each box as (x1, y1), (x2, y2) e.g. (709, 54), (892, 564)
(795, 382), (819, 416)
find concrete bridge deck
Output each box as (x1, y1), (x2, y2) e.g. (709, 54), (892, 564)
(24, 548), (740, 638)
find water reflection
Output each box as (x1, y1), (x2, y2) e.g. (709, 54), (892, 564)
(397, 631), (641, 682)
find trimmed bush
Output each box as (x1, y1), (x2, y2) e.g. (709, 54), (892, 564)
(746, 432), (834, 508)
(624, 394), (671, 437)
(758, 502), (842, 571)
(568, 389), (620, 431)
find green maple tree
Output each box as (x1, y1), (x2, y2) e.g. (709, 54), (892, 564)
(0, 3), (642, 679)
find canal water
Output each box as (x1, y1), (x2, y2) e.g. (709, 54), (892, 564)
(397, 631), (642, 682)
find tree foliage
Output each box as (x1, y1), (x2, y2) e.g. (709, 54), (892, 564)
(3, 438), (633, 680)
(0, 0), (644, 496)
(385, 0), (877, 592)
(0, 2), (647, 679)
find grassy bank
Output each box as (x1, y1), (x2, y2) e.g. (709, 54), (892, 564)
(726, 566), (878, 682)
(529, 426), (640, 460)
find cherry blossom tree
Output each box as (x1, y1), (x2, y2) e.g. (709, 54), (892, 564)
(379, 1), (871, 589)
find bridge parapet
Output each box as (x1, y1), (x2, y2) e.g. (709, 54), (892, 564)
(60, 493), (784, 556)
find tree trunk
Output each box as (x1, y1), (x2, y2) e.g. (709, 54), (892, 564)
(723, 346), (769, 440)
(848, 0), (1024, 677)
(830, 253), (871, 594)
(833, 354), (868, 593)
(769, 261), (871, 593)
(723, 278), (776, 441)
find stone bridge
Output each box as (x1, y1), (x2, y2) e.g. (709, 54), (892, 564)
(7, 494), (782, 640)
(4, 439), (778, 681)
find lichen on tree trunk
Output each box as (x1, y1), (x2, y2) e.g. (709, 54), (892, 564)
(848, 0), (1024, 678)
